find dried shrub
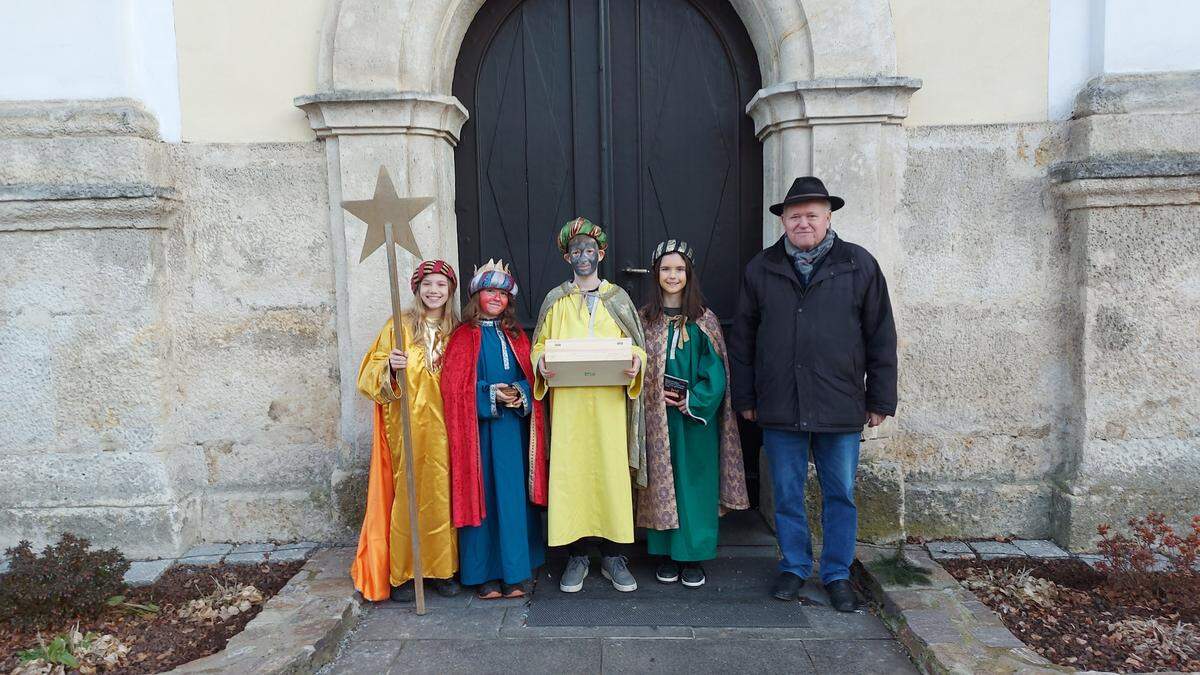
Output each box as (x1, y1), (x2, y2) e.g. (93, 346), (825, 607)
(1096, 513), (1200, 577)
(0, 533), (131, 629)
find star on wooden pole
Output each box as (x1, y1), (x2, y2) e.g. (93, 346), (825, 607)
(340, 165), (435, 616)
(343, 166), (434, 263)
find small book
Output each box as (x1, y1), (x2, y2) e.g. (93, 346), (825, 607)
(663, 374), (689, 394)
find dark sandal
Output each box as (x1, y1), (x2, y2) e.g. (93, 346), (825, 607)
(501, 581), (528, 598)
(476, 581), (503, 599)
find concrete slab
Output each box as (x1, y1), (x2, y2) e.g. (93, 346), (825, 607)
(276, 540), (321, 550)
(601, 638), (816, 674)
(324, 639), (403, 674)
(354, 606), (506, 641)
(124, 558), (173, 587)
(925, 541), (975, 560)
(268, 546), (315, 563)
(717, 510), (779, 546)
(693, 609), (893, 641)
(1011, 539), (1069, 558)
(180, 542), (233, 564)
(396, 638), (601, 675)
(804, 638), (918, 673)
(370, 586), (474, 610)
(967, 541), (1024, 557)
(502, 607), (694, 639)
(900, 609), (961, 645)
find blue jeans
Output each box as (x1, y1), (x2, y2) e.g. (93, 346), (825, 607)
(763, 428), (861, 584)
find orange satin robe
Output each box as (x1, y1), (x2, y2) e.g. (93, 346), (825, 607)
(350, 316), (457, 600)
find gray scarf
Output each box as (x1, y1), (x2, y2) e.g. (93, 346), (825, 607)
(785, 230), (837, 284)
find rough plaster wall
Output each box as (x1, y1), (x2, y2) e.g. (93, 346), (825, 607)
(164, 142), (346, 544)
(895, 122), (1072, 538)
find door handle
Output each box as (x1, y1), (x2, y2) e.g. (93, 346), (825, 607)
(622, 267), (651, 275)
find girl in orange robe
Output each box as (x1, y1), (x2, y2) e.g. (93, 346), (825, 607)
(350, 260), (462, 602)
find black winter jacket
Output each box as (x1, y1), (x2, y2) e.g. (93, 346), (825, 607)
(729, 236), (897, 432)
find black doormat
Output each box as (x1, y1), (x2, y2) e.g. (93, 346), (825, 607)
(525, 556), (811, 628)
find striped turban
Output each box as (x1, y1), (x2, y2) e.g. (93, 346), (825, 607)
(468, 259), (519, 297)
(557, 217), (608, 253)
(409, 259), (457, 293)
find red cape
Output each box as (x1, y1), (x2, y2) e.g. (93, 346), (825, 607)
(440, 323), (548, 528)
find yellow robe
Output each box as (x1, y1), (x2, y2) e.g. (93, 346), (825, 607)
(531, 281), (646, 546)
(351, 316), (457, 598)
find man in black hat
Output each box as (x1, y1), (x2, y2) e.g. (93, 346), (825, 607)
(729, 176), (897, 611)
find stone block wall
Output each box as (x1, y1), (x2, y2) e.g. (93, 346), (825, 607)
(0, 100), (349, 557)
(891, 121), (1072, 540)
(4, 74), (1197, 558)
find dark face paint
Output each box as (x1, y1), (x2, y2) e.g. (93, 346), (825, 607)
(567, 238), (600, 277)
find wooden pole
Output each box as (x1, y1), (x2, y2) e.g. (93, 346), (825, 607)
(383, 219), (426, 615)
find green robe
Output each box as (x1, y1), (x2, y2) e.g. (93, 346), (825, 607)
(645, 317), (727, 561)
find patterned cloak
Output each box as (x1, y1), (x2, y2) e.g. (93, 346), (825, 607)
(636, 308), (749, 529)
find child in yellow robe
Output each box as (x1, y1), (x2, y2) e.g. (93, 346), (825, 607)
(350, 260), (462, 602)
(531, 218), (647, 593)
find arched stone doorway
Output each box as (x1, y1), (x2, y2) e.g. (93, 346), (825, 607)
(297, 0), (919, 529)
(452, 0), (763, 325)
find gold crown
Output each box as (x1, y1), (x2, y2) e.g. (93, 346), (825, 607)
(473, 258), (511, 276)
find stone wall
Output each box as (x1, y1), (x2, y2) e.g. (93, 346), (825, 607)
(3, 76), (1197, 559)
(0, 100), (349, 557)
(1050, 71), (1200, 549)
(893, 121), (1072, 539)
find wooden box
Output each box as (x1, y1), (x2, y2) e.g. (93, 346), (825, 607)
(544, 337), (634, 387)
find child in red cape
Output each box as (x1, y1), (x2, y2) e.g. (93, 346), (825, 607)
(440, 260), (548, 599)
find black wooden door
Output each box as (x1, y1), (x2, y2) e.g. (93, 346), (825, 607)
(454, 0), (762, 327)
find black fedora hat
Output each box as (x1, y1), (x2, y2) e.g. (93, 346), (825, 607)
(769, 176), (844, 215)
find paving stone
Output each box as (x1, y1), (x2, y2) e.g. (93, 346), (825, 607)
(225, 543), (273, 565)
(501, 607), (693, 638)
(693, 609), (893, 641)
(967, 541), (1024, 557)
(602, 638), (817, 674)
(969, 625), (1026, 649)
(269, 546), (316, 563)
(926, 541), (973, 558)
(1076, 554), (1104, 569)
(355, 606), (506, 641)
(325, 639), (404, 674)
(396, 638), (601, 675)
(717, 509), (779, 546)
(1011, 539), (1069, 558)
(180, 542), (233, 564)
(124, 558), (173, 587)
(805, 638), (918, 673)
(370, 586), (473, 610)
(276, 540), (321, 550)
(901, 609), (962, 645)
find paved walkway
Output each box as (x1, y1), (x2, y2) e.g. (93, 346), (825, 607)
(322, 512), (916, 674)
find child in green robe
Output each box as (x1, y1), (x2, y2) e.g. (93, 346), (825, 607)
(636, 240), (749, 587)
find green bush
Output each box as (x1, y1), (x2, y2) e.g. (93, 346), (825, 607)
(0, 533), (130, 629)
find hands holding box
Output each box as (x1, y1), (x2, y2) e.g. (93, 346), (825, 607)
(539, 337), (639, 387)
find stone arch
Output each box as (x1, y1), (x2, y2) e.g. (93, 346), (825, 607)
(315, 0), (899, 95)
(299, 0), (919, 507)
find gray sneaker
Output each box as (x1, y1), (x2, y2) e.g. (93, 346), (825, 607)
(559, 555), (590, 593)
(601, 555), (638, 592)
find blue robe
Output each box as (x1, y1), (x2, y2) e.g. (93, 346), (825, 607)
(457, 320), (546, 585)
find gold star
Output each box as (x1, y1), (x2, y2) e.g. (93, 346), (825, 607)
(342, 166), (434, 262)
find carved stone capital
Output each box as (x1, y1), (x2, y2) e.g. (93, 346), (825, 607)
(746, 77), (921, 140)
(295, 91), (469, 145)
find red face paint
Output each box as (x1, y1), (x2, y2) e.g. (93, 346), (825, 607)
(479, 289), (509, 317)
